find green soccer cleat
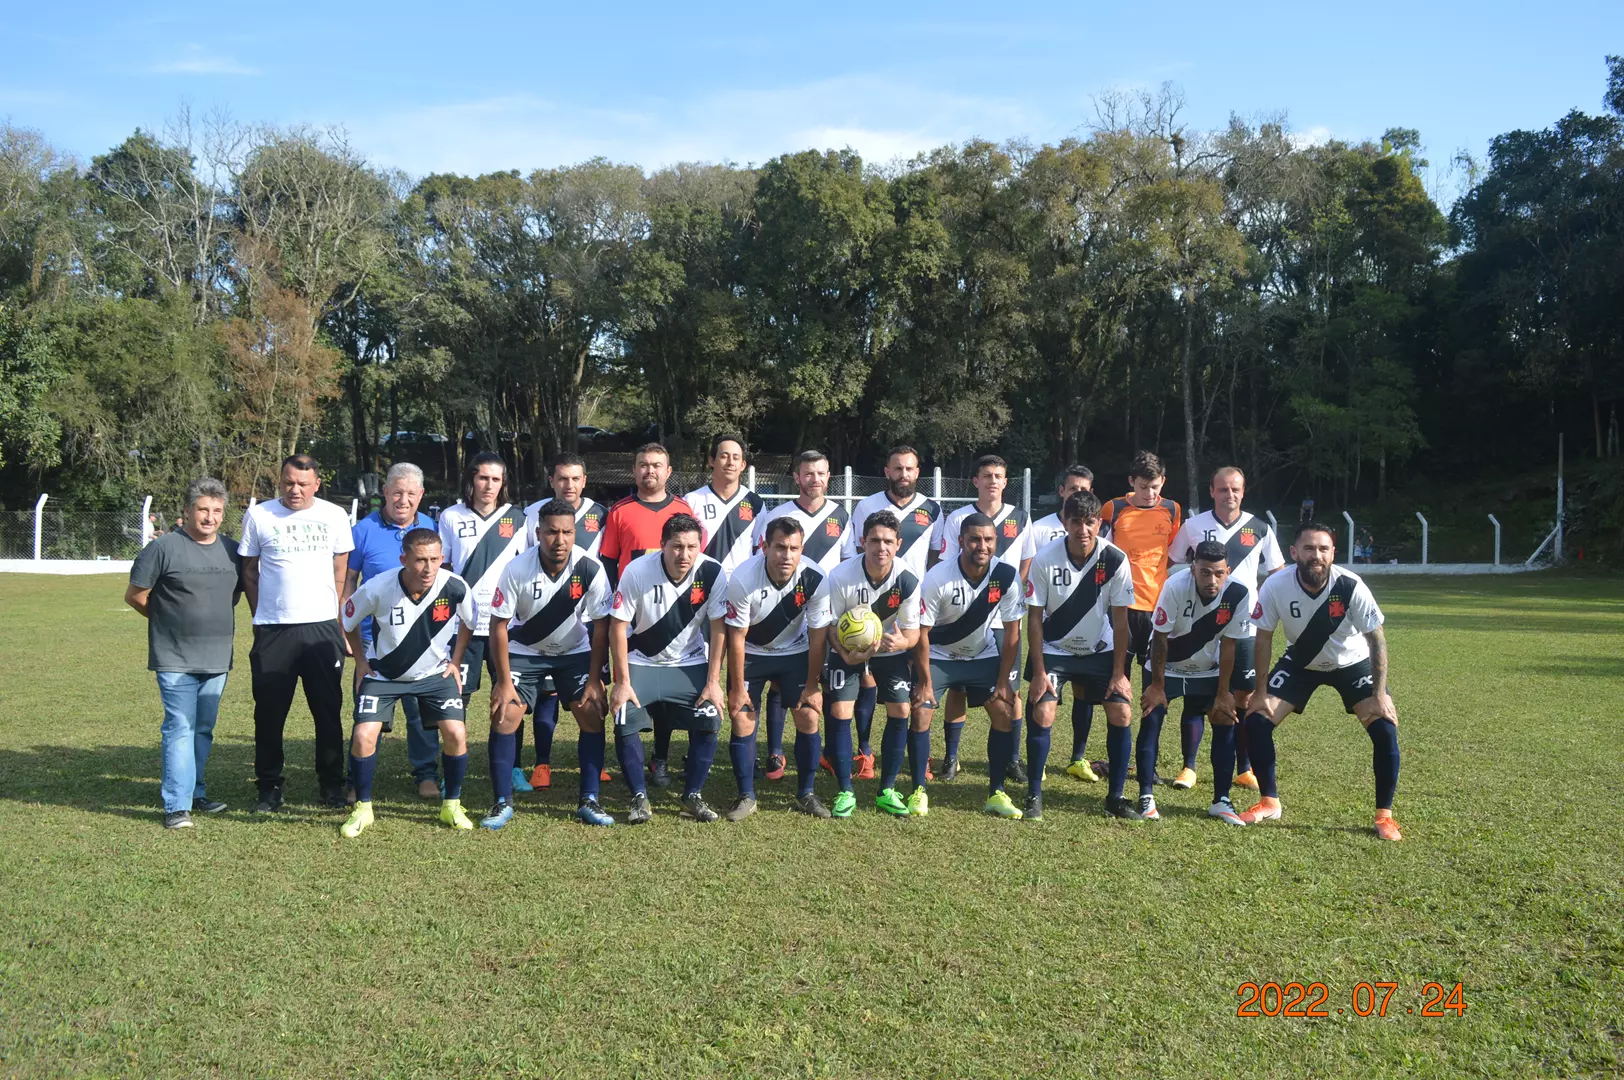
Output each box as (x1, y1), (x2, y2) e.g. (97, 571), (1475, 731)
(340, 801), (374, 839)
(831, 790), (857, 818)
(983, 790), (1024, 819)
(1067, 759), (1099, 782)
(875, 787), (910, 817)
(907, 787), (930, 817)
(439, 798), (474, 830)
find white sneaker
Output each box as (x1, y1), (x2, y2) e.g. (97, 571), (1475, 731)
(1208, 797), (1247, 826)
(1138, 794), (1160, 821)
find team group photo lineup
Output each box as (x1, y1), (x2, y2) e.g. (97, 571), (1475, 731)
(134, 441), (1402, 840)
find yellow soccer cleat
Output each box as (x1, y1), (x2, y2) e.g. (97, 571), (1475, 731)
(439, 798), (474, 830)
(983, 791), (1023, 819)
(906, 787), (930, 817)
(1172, 767), (1198, 790)
(340, 801), (374, 839)
(1066, 759), (1099, 782)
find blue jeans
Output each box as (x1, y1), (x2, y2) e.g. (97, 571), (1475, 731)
(157, 671), (228, 812)
(401, 694), (441, 782)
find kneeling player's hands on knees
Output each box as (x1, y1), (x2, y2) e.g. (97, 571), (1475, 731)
(910, 680), (934, 711)
(727, 685), (751, 719)
(1109, 672), (1133, 704)
(700, 679), (726, 715)
(1140, 682), (1167, 716)
(797, 686), (823, 714)
(1211, 690), (1237, 725)
(445, 661), (465, 692)
(1027, 673), (1050, 709)
(609, 681), (639, 715)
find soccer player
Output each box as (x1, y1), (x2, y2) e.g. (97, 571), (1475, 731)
(1136, 540), (1255, 824)
(1026, 490), (1139, 820)
(685, 434), (766, 575)
(1100, 452), (1182, 698)
(481, 501), (613, 829)
(345, 462), (442, 800)
(914, 513), (1024, 818)
(1168, 465), (1285, 791)
(339, 528), (477, 837)
(1239, 523), (1403, 841)
(845, 446), (940, 778)
(748, 450), (852, 780)
(437, 452), (528, 721)
(932, 455), (1029, 781)
(240, 454), (355, 812)
(514, 452), (612, 792)
(722, 517), (830, 819)
(607, 514), (727, 823)
(815, 510), (924, 817)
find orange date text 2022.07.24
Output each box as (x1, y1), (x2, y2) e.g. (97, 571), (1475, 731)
(1235, 981), (1468, 1018)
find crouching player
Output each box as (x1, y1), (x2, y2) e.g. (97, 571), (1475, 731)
(1240, 522), (1403, 840)
(1136, 540), (1254, 824)
(482, 500), (613, 829)
(913, 513), (1024, 819)
(339, 528), (477, 837)
(722, 517), (830, 820)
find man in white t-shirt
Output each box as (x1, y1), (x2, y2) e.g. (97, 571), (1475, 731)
(239, 454), (355, 812)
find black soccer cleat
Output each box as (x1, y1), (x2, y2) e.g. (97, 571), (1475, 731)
(1023, 793), (1044, 822)
(723, 795), (757, 822)
(252, 787), (283, 814)
(681, 794), (720, 823)
(626, 792), (653, 824)
(192, 797), (227, 814)
(793, 792), (833, 819)
(650, 758), (672, 788)
(1106, 796), (1146, 821)
(320, 787), (351, 811)
(938, 756), (960, 782)
(1006, 757), (1028, 784)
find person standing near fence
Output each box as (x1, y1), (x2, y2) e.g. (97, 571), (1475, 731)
(344, 462), (441, 800)
(125, 477), (241, 829)
(240, 455), (356, 813)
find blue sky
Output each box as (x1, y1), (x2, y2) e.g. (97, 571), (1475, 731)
(4, 0), (1621, 198)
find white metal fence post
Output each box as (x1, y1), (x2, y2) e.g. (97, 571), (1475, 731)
(1415, 512), (1429, 565)
(1265, 510), (1278, 533)
(932, 467), (942, 502)
(746, 465), (756, 492)
(33, 493), (47, 560)
(843, 466), (853, 519)
(141, 495), (153, 546)
(1488, 514), (1501, 566)
(248, 496), (257, 510)
(1342, 510), (1355, 562)
(1022, 468), (1032, 519)
(1555, 433), (1564, 563)
(350, 498), (359, 526)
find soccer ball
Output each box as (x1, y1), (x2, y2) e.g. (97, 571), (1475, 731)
(836, 609), (884, 653)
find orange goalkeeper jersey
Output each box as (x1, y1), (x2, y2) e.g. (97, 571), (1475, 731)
(1100, 496), (1183, 612)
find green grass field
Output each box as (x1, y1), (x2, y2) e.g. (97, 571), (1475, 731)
(1, 572), (1621, 1078)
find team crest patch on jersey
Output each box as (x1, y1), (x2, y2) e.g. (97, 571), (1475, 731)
(1328, 596), (1346, 618)
(988, 583), (1002, 603)
(1025, 579), (1035, 598)
(498, 518), (516, 539)
(738, 503), (754, 522)
(1252, 601), (1263, 620)
(1239, 528), (1257, 547)
(726, 600), (740, 620)
(1155, 607), (1168, 627)
(568, 575), (583, 600)
(794, 582), (806, 607)
(913, 509), (931, 526)
(612, 591), (624, 610)
(431, 598), (452, 622)
(492, 587), (505, 607)
(1094, 563), (1107, 585)
(344, 599), (355, 618)
(825, 517), (842, 537)
(886, 587), (902, 610)
(1003, 520), (1018, 538)
(583, 514), (600, 533)
(689, 582), (707, 605)
(1216, 605), (1232, 625)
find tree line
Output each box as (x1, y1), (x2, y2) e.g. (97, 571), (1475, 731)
(1, 62), (1621, 545)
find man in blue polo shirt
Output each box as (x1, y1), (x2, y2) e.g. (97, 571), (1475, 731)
(343, 462), (441, 798)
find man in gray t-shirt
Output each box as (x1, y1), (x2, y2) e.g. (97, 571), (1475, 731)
(126, 477), (242, 829)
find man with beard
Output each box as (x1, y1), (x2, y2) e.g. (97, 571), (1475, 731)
(1240, 523), (1402, 841)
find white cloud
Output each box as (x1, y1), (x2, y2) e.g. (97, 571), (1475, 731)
(1288, 125), (1334, 149)
(148, 44), (260, 77)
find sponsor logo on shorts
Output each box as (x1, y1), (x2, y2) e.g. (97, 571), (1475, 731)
(438, 697), (464, 710)
(1352, 674), (1374, 689)
(889, 679), (909, 693)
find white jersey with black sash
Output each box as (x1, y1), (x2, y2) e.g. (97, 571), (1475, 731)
(1024, 537), (1135, 657)
(1022, 512), (1066, 564)
(1148, 568), (1255, 678)
(808, 556), (922, 659)
(847, 491), (941, 577)
(522, 498), (609, 558)
(684, 484), (766, 574)
(1171, 509), (1285, 584)
(723, 552), (828, 657)
(490, 546), (611, 658)
(342, 568), (476, 681)
(437, 501), (527, 636)
(750, 497), (852, 572)
(1254, 567), (1383, 671)
(935, 502), (1031, 571)
(610, 551), (726, 667)
(920, 558), (1023, 662)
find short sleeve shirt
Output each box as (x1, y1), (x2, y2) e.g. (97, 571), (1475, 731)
(239, 499), (354, 625)
(129, 531), (241, 672)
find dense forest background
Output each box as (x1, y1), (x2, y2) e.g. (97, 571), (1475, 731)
(2, 60), (1622, 555)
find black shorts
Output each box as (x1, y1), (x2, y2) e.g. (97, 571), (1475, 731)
(456, 635), (502, 695)
(1266, 654), (1376, 713)
(927, 656), (1002, 708)
(826, 652), (912, 705)
(615, 663), (722, 734)
(1035, 650), (1129, 705)
(511, 653), (593, 710)
(1231, 636), (1258, 693)
(744, 651), (811, 707)
(1125, 609), (1154, 665)
(354, 671), (466, 725)
(1147, 670), (1218, 715)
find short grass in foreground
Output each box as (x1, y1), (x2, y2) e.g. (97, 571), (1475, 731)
(0, 572), (1621, 1078)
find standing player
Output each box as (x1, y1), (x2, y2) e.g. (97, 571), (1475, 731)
(1022, 466), (1102, 781)
(437, 452), (528, 723)
(685, 434), (766, 575)
(932, 455), (1029, 780)
(1240, 523), (1403, 841)
(749, 450), (852, 779)
(1136, 541), (1254, 824)
(514, 451), (612, 793)
(1026, 491), (1139, 820)
(481, 501), (613, 828)
(1168, 465), (1285, 791)
(815, 510), (924, 817)
(606, 514), (726, 823)
(845, 447), (940, 778)
(722, 518), (830, 819)
(339, 529), (477, 837)
(914, 514), (1024, 818)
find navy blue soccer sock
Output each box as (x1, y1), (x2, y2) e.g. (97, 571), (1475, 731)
(1244, 711), (1278, 798)
(794, 730), (822, 798)
(349, 752), (378, 803)
(987, 728), (1014, 795)
(944, 719), (965, 763)
(907, 728), (930, 789)
(1367, 717), (1400, 810)
(442, 752), (469, 801)
(1026, 723), (1052, 800)
(1106, 723), (1133, 801)
(730, 732), (757, 798)
(880, 716), (907, 789)
(1181, 712), (1205, 770)
(615, 732), (648, 797)
(652, 716), (673, 763)
(764, 688), (787, 759)
(1210, 723), (1236, 803)
(1071, 702), (1095, 762)
(578, 731), (605, 802)
(532, 694), (559, 766)
(1010, 716), (1025, 765)
(854, 685), (878, 754)
(684, 729), (718, 799)
(1137, 705), (1167, 797)
(1235, 722), (1252, 773)
(488, 728), (517, 801)
(827, 718), (854, 792)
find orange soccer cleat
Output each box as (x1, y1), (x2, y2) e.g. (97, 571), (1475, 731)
(1233, 769), (1260, 790)
(1237, 797), (1282, 824)
(529, 764), (551, 790)
(854, 751), (876, 781)
(1373, 811), (1403, 842)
